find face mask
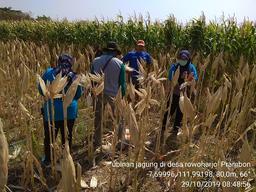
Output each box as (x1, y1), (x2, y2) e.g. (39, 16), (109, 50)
(177, 59), (188, 66)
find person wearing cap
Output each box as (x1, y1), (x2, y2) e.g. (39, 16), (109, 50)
(161, 50), (198, 144)
(38, 53), (84, 167)
(91, 41), (126, 149)
(122, 40), (152, 88)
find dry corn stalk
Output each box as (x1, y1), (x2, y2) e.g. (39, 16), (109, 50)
(57, 143), (76, 192)
(235, 72), (245, 91)
(89, 72), (104, 96)
(37, 74), (49, 97)
(172, 66), (180, 87)
(127, 103), (139, 145)
(127, 81), (136, 103)
(89, 72), (104, 83)
(183, 92), (195, 120)
(49, 72), (68, 97)
(179, 92), (185, 114)
(135, 87), (160, 115)
(0, 119), (8, 192)
(80, 73), (92, 89)
(37, 72), (68, 98)
(206, 86), (222, 115)
(63, 75), (81, 109)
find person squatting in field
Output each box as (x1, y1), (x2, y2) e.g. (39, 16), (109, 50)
(38, 54), (84, 167)
(91, 41), (126, 149)
(122, 40), (152, 89)
(161, 50), (198, 144)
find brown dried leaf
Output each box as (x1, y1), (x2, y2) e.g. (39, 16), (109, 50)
(37, 74), (47, 97)
(63, 75), (81, 108)
(0, 119), (8, 191)
(172, 66), (180, 87)
(184, 92), (195, 119)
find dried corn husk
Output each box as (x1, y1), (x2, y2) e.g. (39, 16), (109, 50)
(172, 66), (180, 87)
(239, 137), (252, 162)
(204, 114), (217, 128)
(89, 72), (104, 83)
(231, 90), (242, 112)
(242, 62), (250, 82)
(63, 75), (81, 108)
(93, 82), (104, 96)
(19, 102), (34, 119)
(80, 73), (91, 89)
(50, 74), (68, 96)
(127, 83), (135, 101)
(57, 144), (76, 192)
(235, 72), (245, 91)
(183, 92), (195, 119)
(0, 119), (8, 191)
(206, 86), (222, 115)
(179, 92), (185, 114)
(90, 176), (98, 188)
(37, 74), (48, 97)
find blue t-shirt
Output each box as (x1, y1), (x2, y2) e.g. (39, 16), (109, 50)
(122, 51), (152, 79)
(168, 62), (198, 81)
(38, 68), (83, 121)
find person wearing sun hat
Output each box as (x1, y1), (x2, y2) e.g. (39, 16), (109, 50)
(91, 41), (126, 149)
(161, 49), (198, 145)
(122, 39), (152, 89)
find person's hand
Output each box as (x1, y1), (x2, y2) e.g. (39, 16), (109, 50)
(188, 72), (194, 81)
(180, 82), (191, 91)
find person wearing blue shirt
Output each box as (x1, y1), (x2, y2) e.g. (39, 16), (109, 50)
(122, 40), (152, 88)
(38, 54), (83, 167)
(161, 50), (198, 145)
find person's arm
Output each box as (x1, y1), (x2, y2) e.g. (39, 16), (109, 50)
(122, 52), (130, 64)
(168, 64), (176, 81)
(190, 64), (198, 81)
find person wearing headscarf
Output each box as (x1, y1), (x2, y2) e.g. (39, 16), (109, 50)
(38, 53), (83, 167)
(161, 50), (198, 143)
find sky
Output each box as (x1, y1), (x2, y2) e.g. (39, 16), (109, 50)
(0, 0), (255, 23)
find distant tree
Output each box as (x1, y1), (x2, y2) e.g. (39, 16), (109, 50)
(0, 7), (33, 20)
(36, 15), (51, 21)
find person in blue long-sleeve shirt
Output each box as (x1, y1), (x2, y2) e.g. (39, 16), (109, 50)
(161, 50), (198, 144)
(122, 40), (152, 88)
(38, 54), (83, 166)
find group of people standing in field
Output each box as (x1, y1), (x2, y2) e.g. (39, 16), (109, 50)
(38, 40), (198, 168)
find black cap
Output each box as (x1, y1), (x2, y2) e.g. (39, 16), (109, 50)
(103, 41), (121, 54)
